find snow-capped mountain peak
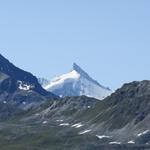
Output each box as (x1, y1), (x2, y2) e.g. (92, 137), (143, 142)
(45, 70), (80, 91)
(39, 63), (112, 100)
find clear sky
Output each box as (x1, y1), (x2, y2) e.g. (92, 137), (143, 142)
(0, 0), (150, 90)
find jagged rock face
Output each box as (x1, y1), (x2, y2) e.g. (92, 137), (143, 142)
(0, 54), (58, 109)
(39, 63), (112, 100)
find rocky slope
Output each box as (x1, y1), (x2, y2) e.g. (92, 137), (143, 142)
(1, 80), (150, 150)
(0, 54), (57, 109)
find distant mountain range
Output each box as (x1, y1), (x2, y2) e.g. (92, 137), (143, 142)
(39, 63), (112, 100)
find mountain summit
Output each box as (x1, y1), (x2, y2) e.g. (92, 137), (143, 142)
(39, 63), (112, 100)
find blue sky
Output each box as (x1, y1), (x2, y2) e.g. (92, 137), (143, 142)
(0, 0), (150, 89)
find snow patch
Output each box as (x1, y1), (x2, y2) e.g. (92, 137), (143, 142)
(128, 141), (135, 144)
(137, 130), (149, 137)
(56, 120), (64, 122)
(71, 123), (84, 128)
(42, 121), (48, 124)
(35, 113), (40, 116)
(96, 135), (111, 139)
(22, 101), (26, 105)
(109, 141), (121, 145)
(78, 129), (91, 135)
(59, 123), (70, 126)
(18, 81), (33, 91)
(3, 101), (7, 104)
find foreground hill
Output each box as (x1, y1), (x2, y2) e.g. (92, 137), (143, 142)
(1, 80), (150, 149)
